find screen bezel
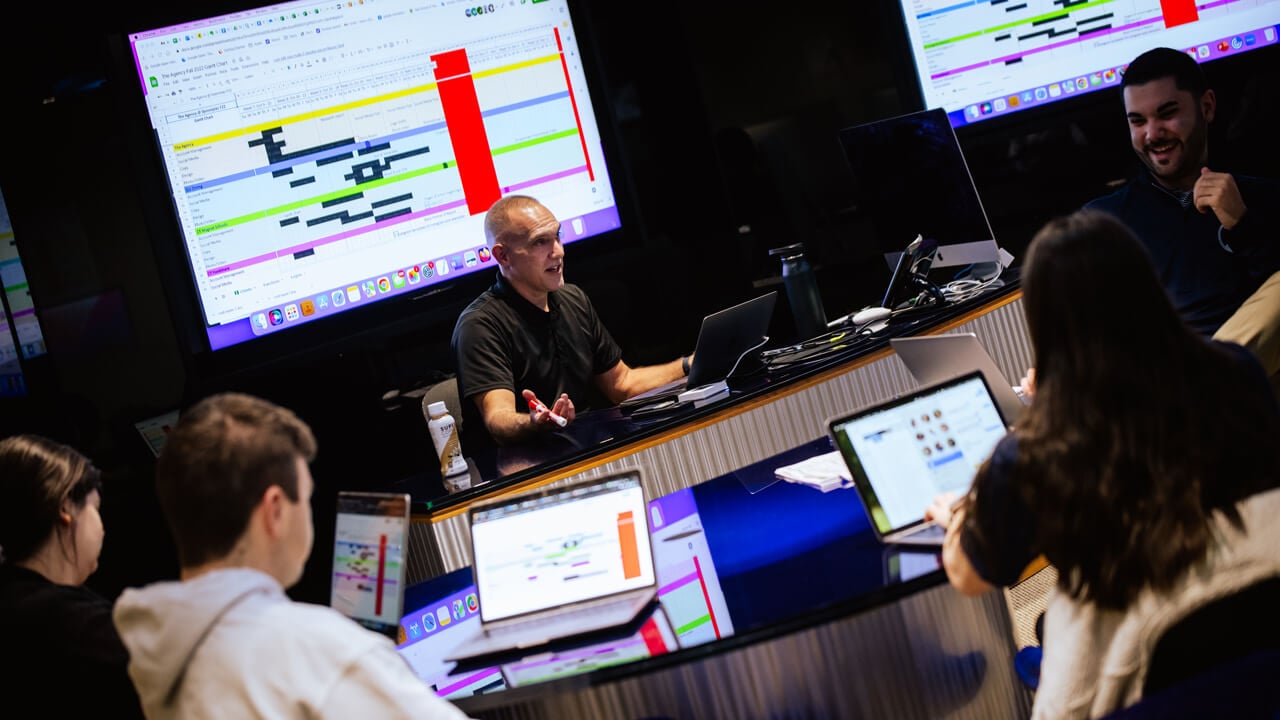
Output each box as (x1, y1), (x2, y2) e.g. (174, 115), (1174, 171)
(106, 0), (644, 385)
(884, 0), (1280, 134)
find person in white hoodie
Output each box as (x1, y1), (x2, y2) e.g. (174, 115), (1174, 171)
(113, 392), (472, 720)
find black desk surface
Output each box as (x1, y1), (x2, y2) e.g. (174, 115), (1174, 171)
(396, 272), (1020, 515)
(393, 436), (947, 706)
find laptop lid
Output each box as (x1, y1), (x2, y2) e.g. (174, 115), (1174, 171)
(468, 469), (657, 626)
(620, 291), (777, 411)
(827, 370), (1008, 544)
(890, 333), (1027, 426)
(687, 291), (777, 389)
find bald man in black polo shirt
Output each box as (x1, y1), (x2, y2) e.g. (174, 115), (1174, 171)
(451, 195), (690, 450)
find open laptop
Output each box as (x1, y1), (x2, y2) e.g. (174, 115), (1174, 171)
(620, 291), (777, 411)
(442, 469), (659, 666)
(330, 491), (412, 639)
(827, 370), (1009, 546)
(890, 332), (1028, 426)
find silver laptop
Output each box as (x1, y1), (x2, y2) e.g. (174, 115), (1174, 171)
(442, 469), (658, 665)
(890, 332), (1028, 426)
(620, 291), (777, 409)
(827, 370), (1009, 546)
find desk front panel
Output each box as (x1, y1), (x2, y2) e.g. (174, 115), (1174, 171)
(456, 584), (1031, 720)
(396, 429), (1033, 719)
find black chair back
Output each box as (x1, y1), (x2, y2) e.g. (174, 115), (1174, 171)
(1144, 575), (1280, 695)
(1102, 649), (1280, 719)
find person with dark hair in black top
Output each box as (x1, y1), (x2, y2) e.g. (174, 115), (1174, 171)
(0, 434), (144, 718)
(926, 209), (1280, 718)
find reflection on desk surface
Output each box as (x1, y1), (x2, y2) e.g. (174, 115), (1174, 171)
(395, 436), (944, 702)
(395, 571), (679, 699)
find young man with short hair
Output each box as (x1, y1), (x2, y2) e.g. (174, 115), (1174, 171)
(113, 392), (471, 719)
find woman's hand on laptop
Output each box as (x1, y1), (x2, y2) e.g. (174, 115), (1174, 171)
(1018, 367), (1036, 400)
(927, 491), (993, 597)
(925, 491), (962, 529)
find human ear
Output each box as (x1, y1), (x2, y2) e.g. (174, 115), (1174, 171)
(58, 499), (76, 526)
(1201, 88), (1216, 124)
(261, 486), (288, 538)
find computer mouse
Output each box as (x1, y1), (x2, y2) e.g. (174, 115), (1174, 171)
(852, 306), (892, 326)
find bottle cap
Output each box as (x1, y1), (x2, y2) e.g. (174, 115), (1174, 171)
(427, 401), (449, 417)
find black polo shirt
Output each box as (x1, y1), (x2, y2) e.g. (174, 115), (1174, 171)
(451, 271), (623, 451)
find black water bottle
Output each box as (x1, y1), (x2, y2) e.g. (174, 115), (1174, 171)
(770, 243), (827, 340)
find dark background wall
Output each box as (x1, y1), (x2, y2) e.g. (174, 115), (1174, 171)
(1, 1), (1277, 605)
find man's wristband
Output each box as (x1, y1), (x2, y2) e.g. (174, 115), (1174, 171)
(681, 355), (690, 376)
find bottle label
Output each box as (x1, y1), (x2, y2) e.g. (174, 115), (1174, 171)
(431, 414), (467, 477)
(439, 431), (463, 476)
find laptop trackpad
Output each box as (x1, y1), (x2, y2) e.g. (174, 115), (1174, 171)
(891, 524), (945, 546)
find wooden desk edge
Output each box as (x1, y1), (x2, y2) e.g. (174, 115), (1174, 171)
(1017, 555), (1051, 584)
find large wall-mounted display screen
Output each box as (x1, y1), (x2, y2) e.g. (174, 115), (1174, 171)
(124, 0), (622, 352)
(896, 0), (1279, 128)
(0, 188), (48, 397)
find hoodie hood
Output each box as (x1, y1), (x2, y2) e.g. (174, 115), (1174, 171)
(113, 568), (283, 711)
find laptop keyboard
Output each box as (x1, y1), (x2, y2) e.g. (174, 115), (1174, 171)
(913, 524), (946, 540)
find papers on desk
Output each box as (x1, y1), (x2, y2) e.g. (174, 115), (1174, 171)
(774, 450), (853, 493)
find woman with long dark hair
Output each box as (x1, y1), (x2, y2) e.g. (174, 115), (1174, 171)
(926, 209), (1280, 718)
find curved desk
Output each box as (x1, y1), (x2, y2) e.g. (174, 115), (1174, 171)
(400, 278), (1031, 584)
(396, 437), (1033, 719)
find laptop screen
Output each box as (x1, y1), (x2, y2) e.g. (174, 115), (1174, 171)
(330, 492), (411, 639)
(829, 371), (1007, 536)
(469, 471), (656, 623)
